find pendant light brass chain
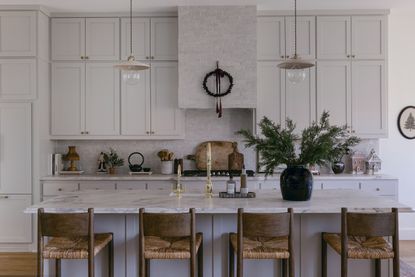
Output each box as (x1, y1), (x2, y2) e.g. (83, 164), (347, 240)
(294, 0), (297, 56)
(130, 0), (133, 56)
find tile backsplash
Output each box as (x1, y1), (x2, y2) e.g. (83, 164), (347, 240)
(55, 108), (380, 175)
(55, 109), (256, 174)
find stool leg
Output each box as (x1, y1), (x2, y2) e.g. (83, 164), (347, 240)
(108, 237), (114, 277)
(281, 259), (287, 277)
(322, 233), (327, 277)
(88, 256), (94, 277)
(198, 238), (203, 277)
(145, 259), (150, 277)
(229, 238), (234, 277)
(375, 259), (381, 277)
(37, 253), (43, 277)
(55, 259), (61, 277)
(393, 255), (400, 277)
(341, 255), (347, 277)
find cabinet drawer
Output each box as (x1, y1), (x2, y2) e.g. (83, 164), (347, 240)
(321, 181), (359, 190)
(259, 180), (279, 190)
(116, 181), (147, 190)
(0, 194), (32, 243)
(360, 181), (397, 196)
(146, 181), (173, 191)
(80, 181), (116, 191)
(43, 182), (79, 196)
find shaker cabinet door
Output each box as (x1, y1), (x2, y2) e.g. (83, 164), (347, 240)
(86, 18), (120, 61)
(85, 63), (120, 136)
(51, 18), (85, 61)
(316, 61), (351, 127)
(351, 61), (387, 137)
(285, 16), (316, 60)
(0, 59), (36, 100)
(257, 17), (286, 60)
(0, 195), (32, 243)
(121, 18), (150, 61)
(317, 16), (351, 59)
(0, 103), (31, 194)
(150, 18), (178, 60)
(51, 63), (85, 136)
(256, 62), (284, 134)
(351, 16), (386, 60)
(150, 62), (184, 136)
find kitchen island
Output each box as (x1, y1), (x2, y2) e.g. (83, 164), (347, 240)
(26, 189), (411, 277)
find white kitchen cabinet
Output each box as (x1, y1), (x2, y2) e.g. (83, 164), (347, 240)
(150, 62), (184, 136)
(0, 195), (32, 243)
(285, 16), (316, 60)
(121, 18), (150, 61)
(52, 17), (120, 61)
(146, 181), (173, 191)
(317, 16), (351, 59)
(283, 66), (316, 132)
(116, 181), (147, 190)
(316, 61), (351, 127)
(0, 59), (36, 100)
(42, 182), (79, 197)
(51, 18), (85, 61)
(351, 61), (387, 137)
(151, 17), (178, 61)
(0, 11), (36, 57)
(86, 18), (120, 60)
(257, 17), (285, 60)
(85, 63), (120, 136)
(256, 62), (284, 133)
(121, 69), (150, 136)
(360, 180), (397, 198)
(51, 63), (85, 136)
(0, 103), (31, 194)
(80, 182), (116, 191)
(321, 180), (359, 190)
(352, 16), (386, 60)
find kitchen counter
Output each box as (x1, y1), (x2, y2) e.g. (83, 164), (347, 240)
(26, 190), (410, 277)
(40, 173), (397, 182)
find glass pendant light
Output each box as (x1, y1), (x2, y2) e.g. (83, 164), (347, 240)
(115, 0), (149, 85)
(278, 0), (314, 84)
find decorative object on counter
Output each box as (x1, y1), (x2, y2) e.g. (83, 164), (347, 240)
(219, 191), (256, 198)
(397, 106), (415, 139)
(158, 149), (175, 175)
(328, 133), (359, 175)
(226, 175), (236, 195)
(277, 0), (314, 84)
(63, 146), (80, 172)
(50, 153), (63, 175)
(351, 151), (366, 175)
(103, 148), (124, 175)
(365, 149), (382, 175)
(193, 141), (237, 171)
(173, 164), (184, 198)
(129, 171), (152, 175)
(128, 152), (144, 172)
(228, 142), (244, 171)
(96, 152), (107, 174)
(238, 111), (360, 201)
(331, 161), (345, 175)
(205, 142), (213, 198)
(202, 61), (234, 118)
(308, 164), (321, 175)
(59, 170), (84, 175)
(240, 166), (248, 196)
(114, 0), (149, 85)
(182, 169), (255, 177)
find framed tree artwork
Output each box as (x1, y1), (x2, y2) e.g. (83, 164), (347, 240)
(398, 106), (415, 139)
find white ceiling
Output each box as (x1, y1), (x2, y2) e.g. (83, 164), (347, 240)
(0, 0), (414, 13)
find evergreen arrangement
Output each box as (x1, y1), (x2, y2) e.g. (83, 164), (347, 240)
(237, 112), (360, 174)
(104, 148), (124, 168)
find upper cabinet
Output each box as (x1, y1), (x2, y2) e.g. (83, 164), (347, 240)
(0, 59), (36, 100)
(257, 16), (315, 61)
(0, 12), (36, 57)
(52, 18), (120, 61)
(121, 17), (178, 61)
(317, 15), (386, 60)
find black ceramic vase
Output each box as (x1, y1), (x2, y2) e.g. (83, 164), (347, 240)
(331, 161), (345, 174)
(280, 165), (313, 201)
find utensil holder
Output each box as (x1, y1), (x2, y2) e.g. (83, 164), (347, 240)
(160, 161), (173, 175)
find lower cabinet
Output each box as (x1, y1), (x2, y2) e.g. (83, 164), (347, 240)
(79, 181), (116, 191)
(0, 194), (32, 243)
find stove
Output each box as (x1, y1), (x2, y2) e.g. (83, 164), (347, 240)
(183, 170), (255, 177)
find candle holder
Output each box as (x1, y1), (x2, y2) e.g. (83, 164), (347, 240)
(205, 179), (213, 198)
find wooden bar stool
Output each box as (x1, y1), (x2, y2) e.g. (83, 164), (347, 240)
(37, 208), (114, 277)
(229, 208), (294, 277)
(322, 207), (399, 277)
(139, 208), (203, 277)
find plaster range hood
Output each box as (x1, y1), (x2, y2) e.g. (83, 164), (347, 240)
(178, 6), (257, 109)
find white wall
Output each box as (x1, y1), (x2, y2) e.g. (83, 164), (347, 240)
(380, 9), (415, 239)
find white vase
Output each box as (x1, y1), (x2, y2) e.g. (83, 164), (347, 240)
(160, 161), (174, 175)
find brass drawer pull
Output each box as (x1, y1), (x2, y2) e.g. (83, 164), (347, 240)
(0, 196), (9, 199)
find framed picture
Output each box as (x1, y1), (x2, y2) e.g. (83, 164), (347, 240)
(398, 106), (415, 139)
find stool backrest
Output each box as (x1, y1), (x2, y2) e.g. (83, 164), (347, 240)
(38, 208), (93, 238)
(343, 208), (398, 237)
(241, 210), (292, 237)
(140, 208), (195, 237)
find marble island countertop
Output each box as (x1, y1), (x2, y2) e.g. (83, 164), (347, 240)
(40, 173), (398, 182)
(25, 189), (410, 214)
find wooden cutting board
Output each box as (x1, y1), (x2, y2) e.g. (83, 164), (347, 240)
(195, 141), (238, 170)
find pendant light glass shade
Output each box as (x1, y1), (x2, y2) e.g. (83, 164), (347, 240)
(115, 0), (149, 84)
(277, 0), (314, 83)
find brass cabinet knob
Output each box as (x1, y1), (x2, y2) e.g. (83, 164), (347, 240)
(352, 55), (356, 58)
(85, 56), (89, 60)
(151, 131), (155, 134)
(146, 56), (149, 59)
(151, 56), (155, 59)
(85, 131), (89, 134)
(58, 188), (62, 191)
(81, 131), (84, 134)
(81, 56), (84, 59)
(0, 196), (9, 199)
(286, 55), (290, 58)
(280, 55), (285, 59)
(351, 130), (356, 133)
(376, 188), (380, 191)
(347, 55), (351, 58)
(146, 131), (150, 134)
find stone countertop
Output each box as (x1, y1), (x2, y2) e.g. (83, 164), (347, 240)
(25, 189), (410, 214)
(40, 173), (397, 182)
